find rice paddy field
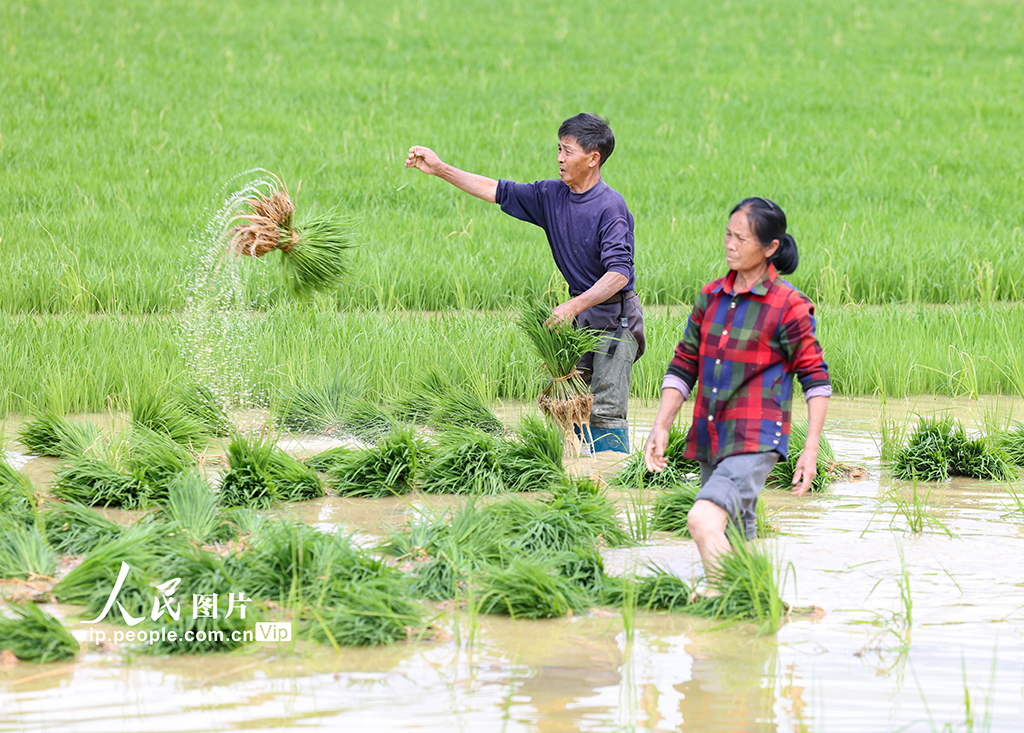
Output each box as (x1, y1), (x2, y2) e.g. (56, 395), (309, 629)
(3, 0), (1024, 731)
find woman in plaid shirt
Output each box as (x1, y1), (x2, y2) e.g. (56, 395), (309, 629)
(644, 197), (831, 582)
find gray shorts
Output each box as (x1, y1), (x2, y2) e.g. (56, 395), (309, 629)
(697, 452), (779, 540)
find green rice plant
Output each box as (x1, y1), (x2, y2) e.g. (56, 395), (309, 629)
(52, 522), (170, 608)
(51, 457), (153, 509)
(305, 446), (353, 473)
(267, 448), (326, 502)
(767, 422), (838, 492)
(636, 568), (693, 612)
(622, 485), (653, 543)
(0, 519), (58, 580)
(994, 422), (1024, 467)
(240, 521), (384, 606)
(175, 382), (233, 438)
(517, 300), (604, 453)
(18, 413), (101, 459)
(499, 414), (566, 493)
(309, 578), (422, 648)
(649, 482), (701, 536)
(127, 426), (197, 495)
(393, 371), (503, 434)
(143, 546), (254, 655)
(612, 425), (698, 489)
(419, 427), (505, 495)
(884, 482), (954, 536)
(756, 500), (781, 538)
(161, 471), (230, 545)
(487, 497), (591, 556)
(380, 501), (504, 572)
(893, 417), (1016, 482)
(1003, 484), (1024, 522)
(327, 426), (424, 498)
(0, 602), (79, 663)
(43, 501), (126, 556)
(476, 556), (588, 619)
(277, 378), (348, 433)
(131, 392), (212, 447)
(552, 547), (607, 597)
(543, 477), (633, 548)
(408, 554), (464, 601)
(0, 460), (37, 527)
(339, 396), (395, 441)
(690, 530), (789, 633)
(219, 433), (324, 508)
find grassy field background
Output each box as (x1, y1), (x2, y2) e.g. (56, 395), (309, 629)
(2, 0), (1023, 411)
(3, 0), (1023, 313)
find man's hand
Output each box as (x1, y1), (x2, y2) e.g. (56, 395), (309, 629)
(790, 449), (819, 496)
(405, 146), (447, 177)
(546, 300), (579, 327)
(644, 426), (670, 473)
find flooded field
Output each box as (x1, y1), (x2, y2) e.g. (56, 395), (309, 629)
(2, 396), (1024, 732)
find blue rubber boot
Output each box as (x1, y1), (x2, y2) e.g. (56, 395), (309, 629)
(589, 426), (630, 453)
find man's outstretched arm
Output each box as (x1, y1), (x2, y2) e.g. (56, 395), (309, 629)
(405, 146), (498, 204)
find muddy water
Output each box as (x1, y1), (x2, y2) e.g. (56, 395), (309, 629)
(3, 396), (1024, 731)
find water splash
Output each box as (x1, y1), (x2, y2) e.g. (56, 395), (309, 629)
(178, 170), (277, 413)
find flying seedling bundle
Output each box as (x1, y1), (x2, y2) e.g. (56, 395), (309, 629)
(226, 173), (356, 297)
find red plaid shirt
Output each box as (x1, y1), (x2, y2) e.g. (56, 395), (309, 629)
(665, 264), (830, 464)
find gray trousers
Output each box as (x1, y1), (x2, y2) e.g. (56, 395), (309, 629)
(575, 295), (645, 429)
(697, 452), (780, 540)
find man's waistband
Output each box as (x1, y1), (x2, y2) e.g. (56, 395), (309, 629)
(570, 289), (636, 305)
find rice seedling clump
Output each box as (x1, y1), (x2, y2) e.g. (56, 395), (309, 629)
(328, 426), (425, 498)
(500, 414), (566, 492)
(612, 425), (698, 489)
(161, 472), (235, 545)
(226, 174), (356, 298)
(131, 392), (214, 448)
(18, 414), (101, 459)
(392, 371), (503, 434)
(649, 482), (702, 536)
(995, 422), (1024, 467)
(0, 520), (57, 580)
(517, 301), (604, 457)
(419, 428), (505, 495)
(43, 501), (126, 556)
(0, 602), (79, 663)
(0, 461), (37, 527)
(766, 422), (838, 492)
(636, 568), (694, 612)
(476, 556), (588, 619)
(892, 417), (1015, 481)
(308, 577), (423, 648)
(219, 434), (324, 508)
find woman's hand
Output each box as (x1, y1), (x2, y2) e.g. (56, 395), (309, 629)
(791, 448), (819, 496)
(644, 425), (670, 472)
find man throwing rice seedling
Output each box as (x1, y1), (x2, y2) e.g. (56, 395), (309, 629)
(406, 113), (645, 453)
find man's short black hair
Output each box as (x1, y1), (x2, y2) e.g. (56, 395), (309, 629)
(558, 113), (615, 166)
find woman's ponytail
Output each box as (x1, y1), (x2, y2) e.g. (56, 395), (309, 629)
(771, 233), (799, 275)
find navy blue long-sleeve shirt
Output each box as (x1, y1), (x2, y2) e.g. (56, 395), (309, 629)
(495, 178), (636, 294)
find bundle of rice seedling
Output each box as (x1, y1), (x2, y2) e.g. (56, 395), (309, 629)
(226, 174), (356, 297)
(613, 425), (698, 489)
(0, 602), (80, 663)
(544, 477), (633, 548)
(339, 396), (394, 441)
(392, 371), (503, 434)
(327, 426), (424, 498)
(240, 521), (383, 605)
(43, 501), (125, 556)
(408, 555), (464, 601)
(766, 422), (838, 492)
(0, 519), (57, 580)
(18, 413), (101, 459)
(892, 417), (1015, 482)
(277, 377), (348, 433)
(476, 556), (588, 619)
(176, 383), (233, 437)
(517, 301), (604, 456)
(131, 392), (213, 447)
(161, 471), (232, 545)
(487, 497), (591, 555)
(305, 445), (352, 473)
(380, 501), (502, 571)
(309, 577), (423, 648)
(51, 427), (195, 509)
(649, 482), (702, 536)
(552, 547), (607, 597)
(636, 568), (694, 612)
(219, 434), (324, 508)
(52, 523), (170, 608)
(690, 531), (788, 632)
(499, 415), (566, 493)
(418, 428), (505, 495)
(1, 461), (37, 527)
(995, 422), (1024, 467)
(143, 546), (253, 655)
